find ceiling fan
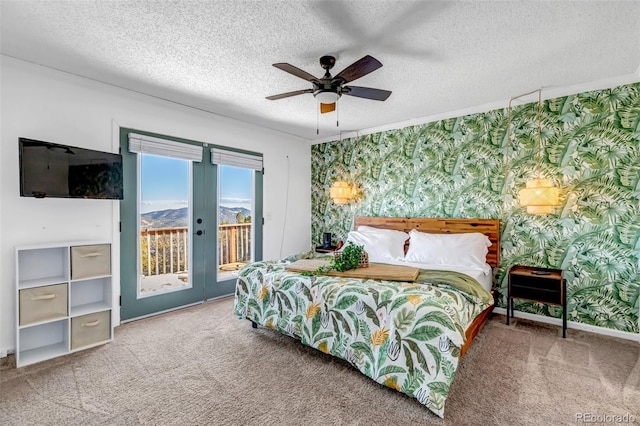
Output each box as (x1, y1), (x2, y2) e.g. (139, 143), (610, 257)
(266, 55), (391, 114)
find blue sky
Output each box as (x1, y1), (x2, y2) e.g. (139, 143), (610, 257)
(140, 155), (252, 213)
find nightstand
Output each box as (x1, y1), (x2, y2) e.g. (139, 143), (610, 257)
(507, 265), (566, 338)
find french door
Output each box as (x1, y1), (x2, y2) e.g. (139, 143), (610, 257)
(119, 128), (262, 321)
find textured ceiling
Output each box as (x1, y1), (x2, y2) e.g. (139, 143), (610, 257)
(1, 0), (639, 141)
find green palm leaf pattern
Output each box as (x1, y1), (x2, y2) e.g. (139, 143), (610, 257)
(234, 259), (490, 418)
(312, 82), (640, 333)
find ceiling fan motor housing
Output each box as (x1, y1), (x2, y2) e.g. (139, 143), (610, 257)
(319, 55), (336, 70)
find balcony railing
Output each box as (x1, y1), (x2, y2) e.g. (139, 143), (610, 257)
(140, 223), (252, 277)
(218, 223), (252, 270)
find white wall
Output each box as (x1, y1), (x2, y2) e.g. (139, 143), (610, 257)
(0, 57), (312, 355)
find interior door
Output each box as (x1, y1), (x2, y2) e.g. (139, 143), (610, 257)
(119, 128), (263, 321)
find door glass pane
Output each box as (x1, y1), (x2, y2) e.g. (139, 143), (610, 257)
(138, 154), (191, 297)
(218, 165), (253, 281)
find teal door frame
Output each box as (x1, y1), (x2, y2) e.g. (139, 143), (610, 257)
(119, 127), (263, 321)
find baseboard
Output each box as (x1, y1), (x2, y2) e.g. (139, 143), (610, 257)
(493, 307), (640, 343)
(0, 348), (15, 359)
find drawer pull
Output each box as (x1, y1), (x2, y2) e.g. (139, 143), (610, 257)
(80, 252), (101, 258)
(82, 319), (101, 327)
(31, 293), (56, 301)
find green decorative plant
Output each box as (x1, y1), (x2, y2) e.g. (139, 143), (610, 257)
(332, 242), (366, 272)
(301, 242), (366, 276)
(316, 241), (366, 274)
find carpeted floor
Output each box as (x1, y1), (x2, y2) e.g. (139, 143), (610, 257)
(1, 296), (639, 425)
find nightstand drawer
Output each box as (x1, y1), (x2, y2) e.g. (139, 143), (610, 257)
(510, 285), (561, 305)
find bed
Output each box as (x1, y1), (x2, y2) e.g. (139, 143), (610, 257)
(234, 217), (499, 418)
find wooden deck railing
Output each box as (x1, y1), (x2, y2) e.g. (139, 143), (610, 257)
(140, 223), (252, 276)
(218, 223), (252, 268)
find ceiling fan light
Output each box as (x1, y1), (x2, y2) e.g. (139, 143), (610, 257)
(314, 89), (340, 104)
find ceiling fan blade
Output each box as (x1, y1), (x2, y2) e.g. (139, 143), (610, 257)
(344, 86), (392, 101)
(320, 103), (336, 114)
(334, 55), (383, 83)
(272, 63), (318, 81)
(266, 89), (312, 100)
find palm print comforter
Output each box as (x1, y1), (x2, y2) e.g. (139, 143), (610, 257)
(233, 255), (493, 418)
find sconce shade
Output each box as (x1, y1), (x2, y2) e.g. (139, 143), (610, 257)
(519, 178), (559, 214)
(330, 181), (354, 204)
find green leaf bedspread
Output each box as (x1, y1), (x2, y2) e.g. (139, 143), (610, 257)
(233, 255), (493, 418)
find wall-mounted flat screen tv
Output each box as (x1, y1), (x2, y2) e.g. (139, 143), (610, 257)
(19, 137), (124, 200)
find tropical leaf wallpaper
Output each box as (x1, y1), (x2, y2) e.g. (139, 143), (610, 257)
(311, 82), (640, 334)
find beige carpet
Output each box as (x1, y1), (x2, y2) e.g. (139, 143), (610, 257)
(1, 297), (639, 425)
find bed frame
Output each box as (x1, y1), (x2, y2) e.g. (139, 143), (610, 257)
(353, 216), (500, 357)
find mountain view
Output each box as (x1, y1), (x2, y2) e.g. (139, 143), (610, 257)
(140, 206), (251, 229)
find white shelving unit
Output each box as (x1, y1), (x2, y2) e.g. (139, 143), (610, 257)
(16, 242), (113, 367)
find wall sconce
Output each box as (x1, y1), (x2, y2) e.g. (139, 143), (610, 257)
(506, 89), (560, 215)
(330, 181), (354, 204)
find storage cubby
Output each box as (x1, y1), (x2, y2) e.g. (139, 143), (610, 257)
(70, 278), (112, 317)
(19, 283), (68, 326)
(18, 319), (69, 367)
(71, 244), (111, 280)
(17, 246), (68, 288)
(71, 311), (111, 351)
(16, 242), (113, 367)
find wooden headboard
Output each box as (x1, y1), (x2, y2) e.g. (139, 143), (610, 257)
(353, 217), (501, 268)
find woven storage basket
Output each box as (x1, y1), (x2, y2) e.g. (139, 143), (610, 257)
(334, 250), (369, 268)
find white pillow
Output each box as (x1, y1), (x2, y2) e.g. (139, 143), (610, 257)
(357, 225), (410, 241)
(405, 230), (491, 273)
(343, 229), (408, 263)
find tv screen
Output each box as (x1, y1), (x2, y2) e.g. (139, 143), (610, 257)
(19, 138), (124, 200)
